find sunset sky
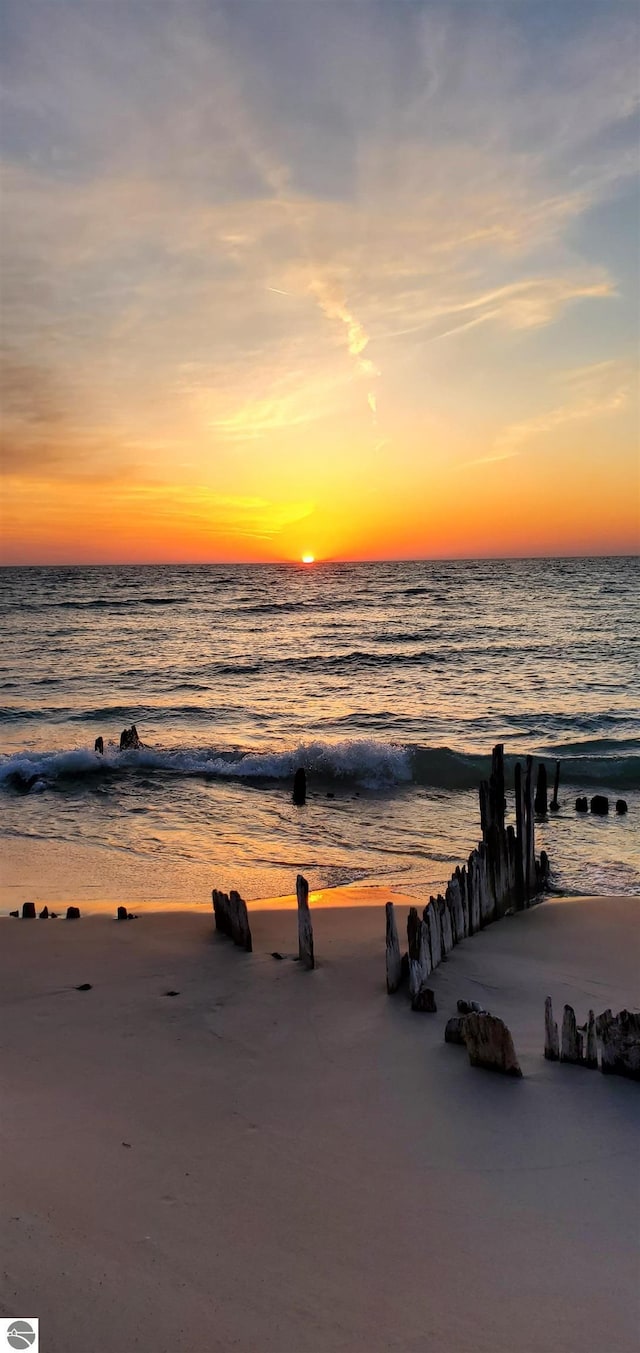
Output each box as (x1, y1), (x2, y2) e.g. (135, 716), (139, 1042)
(1, 0), (638, 563)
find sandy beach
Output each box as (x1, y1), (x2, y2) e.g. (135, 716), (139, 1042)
(1, 891), (638, 1353)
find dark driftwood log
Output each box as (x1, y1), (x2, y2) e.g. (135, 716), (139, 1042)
(463, 1012), (522, 1077)
(544, 996), (559, 1060)
(560, 1005), (582, 1064)
(292, 767), (307, 805)
(534, 763), (548, 815)
(296, 874), (314, 969)
(385, 902), (402, 994)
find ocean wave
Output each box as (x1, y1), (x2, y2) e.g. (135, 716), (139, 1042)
(1, 739), (638, 794)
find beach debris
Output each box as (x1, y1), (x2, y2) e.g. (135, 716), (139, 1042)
(444, 1016), (468, 1044)
(411, 983), (437, 1013)
(271, 951), (284, 960)
(50, 911), (59, 918)
(9, 910), (19, 918)
(560, 1004), (583, 1064)
(66, 906), (81, 920)
(544, 996), (559, 1060)
(117, 906), (128, 921)
(550, 761), (561, 811)
(385, 901), (403, 993)
(457, 999), (484, 1015)
(598, 1009), (640, 1080)
(296, 873), (315, 969)
(211, 888), (252, 952)
(21, 902), (36, 919)
(39, 905), (49, 919)
(463, 1012), (522, 1077)
(575, 796), (588, 812)
(534, 763), (548, 815)
(590, 795), (609, 815)
(122, 1141), (132, 1148)
(292, 767), (307, 805)
(94, 736), (104, 755)
(119, 725), (142, 751)
(164, 990), (180, 997)
(616, 799), (628, 814)
(75, 983), (92, 991)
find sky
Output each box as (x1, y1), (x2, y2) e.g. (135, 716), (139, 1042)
(0, 0), (638, 564)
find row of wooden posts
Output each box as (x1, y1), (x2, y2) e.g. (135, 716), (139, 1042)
(386, 744), (549, 1001)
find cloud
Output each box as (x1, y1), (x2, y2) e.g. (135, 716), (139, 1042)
(495, 360), (634, 454)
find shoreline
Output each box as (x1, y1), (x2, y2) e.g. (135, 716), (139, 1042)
(1, 891), (638, 1352)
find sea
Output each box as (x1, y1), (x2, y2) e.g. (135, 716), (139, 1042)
(1, 556), (638, 909)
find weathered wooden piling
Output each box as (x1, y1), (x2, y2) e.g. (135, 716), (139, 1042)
(550, 761), (560, 811)
(598, 1009), (640, 1080)
(534, 763), (548, 815)
(544, 996), (559, 1060)
(292, 768), (307, 805)
(211, 887), (252, 951)
(585, 1010), (598, 1069)
(296, 873), (314, 969)
(94, 736), (104, 755)
(560, 1004), (582, 1064)
(463, 1012), (522, 1077)
(385, 902), (403, 994)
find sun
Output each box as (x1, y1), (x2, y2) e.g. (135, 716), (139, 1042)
(301, 553), (315, 564)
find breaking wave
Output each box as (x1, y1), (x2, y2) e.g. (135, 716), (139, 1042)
(1, 739), (638, 794)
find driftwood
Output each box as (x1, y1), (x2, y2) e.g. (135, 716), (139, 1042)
(544, 996), (559, 1060)
(212, 887), (252, 951)
(296, 874), (314, 969)
(385, 902), (403, 993)
(463, 1012), (522, 1077)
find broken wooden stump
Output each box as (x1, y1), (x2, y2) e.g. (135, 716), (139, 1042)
(292, 767), (307, 805)
(585, 1010), (598, 1069)
(590, 794), (609, 815)
(560, 1004), (583, 1064)
(423, 898), (442, 968)
(544, 996), (559, 1060)
(385, 901), (403, 994)
(22, 902), (36, 919)
(575, 796), (588, 812)
(444, 1016), (467, 1045)
(117, 905), (128, 921)
(211, 887), (252, 951)
(457, 999), (484, 1015)
(296, 873), (314, 969)
(598, 1009), (640, 1080)
(94, 736), (104, 755)
(66, 906), (81, 920)
(119, 725), (142, 751)
(616, 799), (628, 815)
(463, 1012), (522, 1077)
(411, 983), (437, 1013)
(550, 760), (560, 811)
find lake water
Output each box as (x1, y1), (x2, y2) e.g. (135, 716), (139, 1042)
(1, 556), (638, 907)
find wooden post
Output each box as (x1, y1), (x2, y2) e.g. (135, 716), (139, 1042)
(585, 1010), (598, 1069)
(524, 756), (535, 904)
(424, 899), (442, 969)
(560, 1005), (582, 1064)
(296, 874), (314, 969)
(534, 763), (548, 815)
(385, 902), (402, 994)
(544, 996), (559, 1060)
(550, 760), (560, 811)
(514, 762), (525, 909)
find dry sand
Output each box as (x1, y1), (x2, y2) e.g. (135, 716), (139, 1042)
(1, 892), (638, 1353)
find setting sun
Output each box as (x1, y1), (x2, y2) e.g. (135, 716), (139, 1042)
(301, 554), (315, 564)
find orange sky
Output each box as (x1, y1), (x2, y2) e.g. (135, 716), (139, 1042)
(1, 2), (639, 564)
